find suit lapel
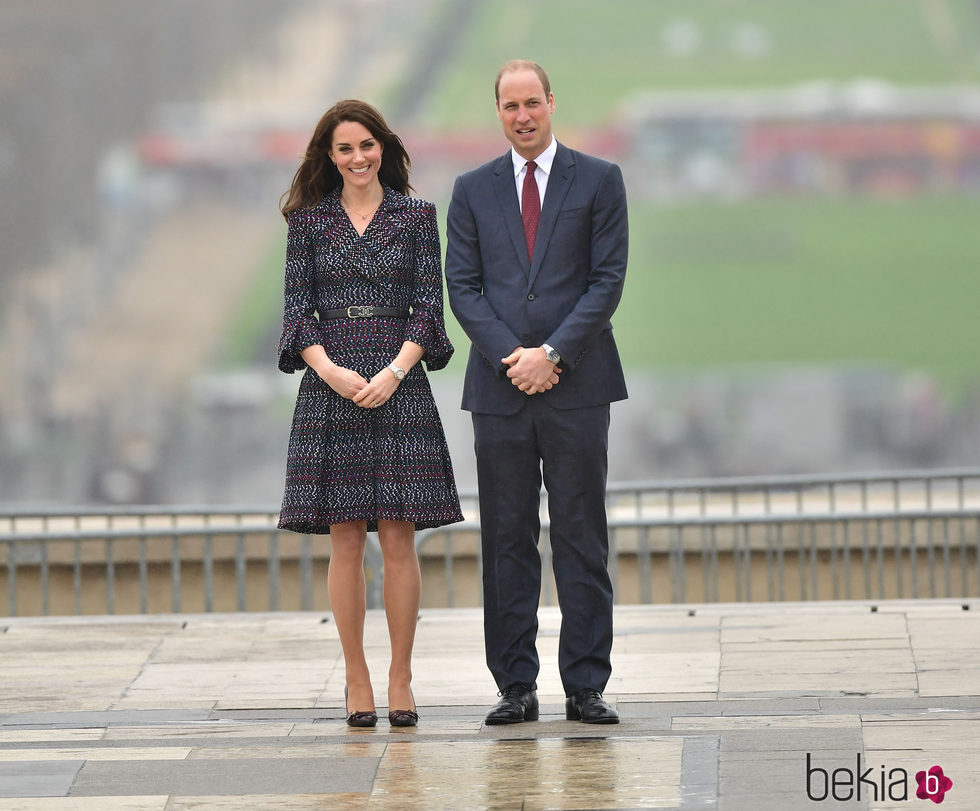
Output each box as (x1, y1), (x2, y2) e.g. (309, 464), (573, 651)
(491, 153), (532, 274)
(528, 143), (575, 287)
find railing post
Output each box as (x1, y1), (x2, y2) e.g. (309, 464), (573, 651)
(300, 534), (313, 611)
(875, 518), (885, 599)
(942, 519), (952, 598)
(638, 525), (652, 604)
(708, 524), (719, 602)
(541, 529), (554, 607)
(40, 542), (49, 616)
(808, 521), (818, 600)
(73, 535), (82, 616)
(268, 531), (280, 611)
(236, 535), (247, 612)
(741, 523), (752, 602)
(171, 535), (182, 614)
(106, 538), (115, 615)
(443, 531), (454, 609)
(910, 519), (919, 598)
(138, 535), (148, 614)
(830, 521), (840, 600)
(608, 528), (619, 603)
(204, 533), (214, 613)
(671, 526), (685, 603)
(7, 544), (16, 618)
(775, 523), (785, 602)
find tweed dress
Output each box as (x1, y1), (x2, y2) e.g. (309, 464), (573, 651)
(277, 186), (463, 534)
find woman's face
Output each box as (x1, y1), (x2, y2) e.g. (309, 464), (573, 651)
(329, 120), (383, 191)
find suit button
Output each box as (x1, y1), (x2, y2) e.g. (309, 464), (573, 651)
(527, 294), (535, 301)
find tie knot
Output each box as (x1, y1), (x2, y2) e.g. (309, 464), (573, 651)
(526, 160), (537, 173)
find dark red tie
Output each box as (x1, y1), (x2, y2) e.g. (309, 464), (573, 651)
(521, 160), (540, 261)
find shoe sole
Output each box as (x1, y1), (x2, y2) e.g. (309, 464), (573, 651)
(566, 707), (619, 724)
(486, 708), (539, 725)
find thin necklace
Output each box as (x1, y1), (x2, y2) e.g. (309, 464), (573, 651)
(341, 193), (382, 221)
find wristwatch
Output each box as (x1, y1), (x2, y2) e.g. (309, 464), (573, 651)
(542, 344), (561, 364)
(387, 363), (406, 381)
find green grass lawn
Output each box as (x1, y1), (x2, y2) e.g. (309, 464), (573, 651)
(421, 0), (980, 129)
(616, 196), (980, 397)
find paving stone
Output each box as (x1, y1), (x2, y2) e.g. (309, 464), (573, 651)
(820, 695), (980, 713)
(0, 730), (104, 744)
(372, 738), (683, 809)
(673, 713), (859, 730)
(0, 709), (212, 727)
(678, 735), (718, 809)
(719, 729), (866, 809)
(0, 761), (82, 798)
(166, 796), (366, 810)
(102, 722), (297, 741)
(0, 797), (168, 809)
(69, 756), (379, 797)
(1, 747), (191, 762)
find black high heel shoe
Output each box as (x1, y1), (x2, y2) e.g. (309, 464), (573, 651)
(345, 686), (378, 728)
(388, 688), (418, 727)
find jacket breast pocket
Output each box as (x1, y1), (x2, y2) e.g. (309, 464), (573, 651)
(555, 205), (588, 222)
(551, 205), (591, 250)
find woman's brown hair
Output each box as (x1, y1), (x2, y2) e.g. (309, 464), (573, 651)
(279, 99), (412, 219)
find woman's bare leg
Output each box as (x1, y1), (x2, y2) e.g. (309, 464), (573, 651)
(377, 519), (420, 711)
(329, 520), (374, 712)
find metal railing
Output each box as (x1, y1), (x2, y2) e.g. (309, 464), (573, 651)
(415, 510), (980, 606)
(603, 466), (980, 518)
(2, 468), (978, 616)
(0, 509), (289, 617)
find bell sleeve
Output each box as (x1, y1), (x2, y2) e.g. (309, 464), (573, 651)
(404, 202), (455, 371)
(277, 209), (323, 373)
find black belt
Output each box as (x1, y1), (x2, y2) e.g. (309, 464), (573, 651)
(321, 306), (410, 320)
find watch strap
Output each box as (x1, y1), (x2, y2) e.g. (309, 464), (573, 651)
(542, 344), (561, 364)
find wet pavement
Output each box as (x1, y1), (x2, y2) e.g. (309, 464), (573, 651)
(0, 600), (977, 809)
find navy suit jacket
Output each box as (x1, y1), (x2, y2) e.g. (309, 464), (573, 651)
(446, 141), (629, 415)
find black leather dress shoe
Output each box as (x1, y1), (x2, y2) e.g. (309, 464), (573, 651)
(485, 683), (539, 725)
(565, 688), (619, 724)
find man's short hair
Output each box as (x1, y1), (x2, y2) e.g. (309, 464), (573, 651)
(495, 59), (551, 102)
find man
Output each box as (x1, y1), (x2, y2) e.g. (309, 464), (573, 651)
(445, 60), (628, 725)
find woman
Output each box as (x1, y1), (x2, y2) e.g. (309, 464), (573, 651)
(277, 99), (463, 728)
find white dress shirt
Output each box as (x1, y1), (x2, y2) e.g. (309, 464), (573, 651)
(511, 137), (557, 212)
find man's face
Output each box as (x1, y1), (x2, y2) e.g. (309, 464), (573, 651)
(496, 69), (555, 161)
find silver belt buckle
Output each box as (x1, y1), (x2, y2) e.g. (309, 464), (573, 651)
(347, 305), (374, 318)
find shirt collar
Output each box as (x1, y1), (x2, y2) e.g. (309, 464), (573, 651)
(511, 137), (557, 177)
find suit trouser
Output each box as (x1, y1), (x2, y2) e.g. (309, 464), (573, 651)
(472, 397), (614, 696)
